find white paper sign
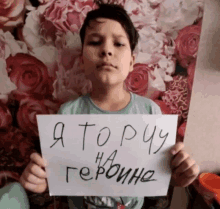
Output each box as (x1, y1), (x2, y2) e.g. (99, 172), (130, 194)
(36, 114), (178, 197)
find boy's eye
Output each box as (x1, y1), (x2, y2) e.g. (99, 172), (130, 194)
(115, 43), (124, 47)
(88, 41), (124, 47)
(89, 41), (101, 45)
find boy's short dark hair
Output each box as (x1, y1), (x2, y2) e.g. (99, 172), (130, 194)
(79, 0), (139, 53)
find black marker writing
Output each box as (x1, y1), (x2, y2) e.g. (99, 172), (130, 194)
(102, 150), (117, 167)
(66, 166), (93, 182)
(94, 150), (156, 185)
(50, 122), (65, 148)
(96, 166), (105, 180)
(120, 125), (137, 146)
(97, 127), (111, 147)
(153, 130), (169, 154)
(106, 164), (120, 179)
(116, 167), (132, 184)
(140, 170), (156, 182)
(128, 168), (145, 185)
(66, 166), (77, 183)
(80, 167), (93, 181)
(95, 165), (156, 185)
(79, 122), (95, 151)
(143, 125), (156, 155)
(95, 152), (104, 167)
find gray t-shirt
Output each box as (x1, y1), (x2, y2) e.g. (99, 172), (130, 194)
(58, 92), (162, 209)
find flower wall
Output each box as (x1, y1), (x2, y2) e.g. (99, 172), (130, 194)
(0, 0), (204, 208)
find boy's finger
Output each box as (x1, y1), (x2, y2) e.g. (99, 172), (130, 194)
(28, 162), (47, 179)
(176, 174), (197, 187)
(170, 142), (184, 155)
(30, 153), (47, 167)
(171, 150), (189, 169)
(23, 171), (46, 185)
(20, 175), (37, 191)
(173, 157), (196, 174)
(20, 176), (47, 193)
(176, 165), (199, 187)
(181, 164), (200, 178)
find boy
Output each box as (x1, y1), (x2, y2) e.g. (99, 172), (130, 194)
(19, 1), (199, 208)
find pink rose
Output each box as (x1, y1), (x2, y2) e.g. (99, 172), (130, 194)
(0, 102), (12, 129)
(0, 0), (26, 32)
(175, 25), (201, 68)
(41, 0), (97, 35)
(17, 97), (61, 136)
(6, 53), (53, 100)
(125, 63), (151, 96)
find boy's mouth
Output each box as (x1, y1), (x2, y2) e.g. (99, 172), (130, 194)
(97, 62), (116, 68)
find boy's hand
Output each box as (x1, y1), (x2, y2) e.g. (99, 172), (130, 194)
(170, 142), (199, 187)
(20, 153), (48, 193)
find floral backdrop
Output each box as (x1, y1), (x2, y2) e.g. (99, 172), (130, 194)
(0, 0), (205, 208)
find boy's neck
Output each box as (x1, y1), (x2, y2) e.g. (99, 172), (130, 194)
(89, 85), (131, 111)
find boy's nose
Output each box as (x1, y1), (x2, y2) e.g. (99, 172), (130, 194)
(99, 42), (113, 57)
(101, 51), (112, 56)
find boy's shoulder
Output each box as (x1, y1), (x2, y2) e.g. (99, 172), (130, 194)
(58, 95), (87, 114)
(133, 93), (155, 104)
(132, 93), (162, 114)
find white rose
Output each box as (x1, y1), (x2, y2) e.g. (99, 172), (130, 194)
(158, 56), (176, 80)
(148, 67), (166, 91)
(0, 30), (28, 59)
(0, 58), (17, 103)
(147, 57), (175, 92)
(157, 0), (203, 39)
(63, 31), (82, 49)
(147, 0), (165, 7)
(22, 9), (48, 50)
(55, 32), (82, 70)
(21, 0), (55, 50)
(124, 0), (158, 29)
(135, 26), (168, 64)
(30, 45), (59, 78)
(53, 64), (79, 103)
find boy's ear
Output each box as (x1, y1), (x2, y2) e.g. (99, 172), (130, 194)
(129, 54), (136, 72)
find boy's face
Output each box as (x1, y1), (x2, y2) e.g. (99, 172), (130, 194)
(80, 18), (135, 88)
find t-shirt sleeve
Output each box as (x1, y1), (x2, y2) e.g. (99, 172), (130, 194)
(150, 100), (162, 114)
(57, 101), (73, 114)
